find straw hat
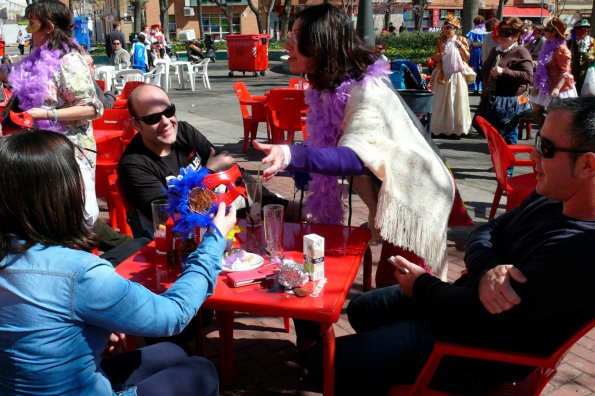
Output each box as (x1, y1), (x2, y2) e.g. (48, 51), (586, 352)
(547, 17), (567, 38)
(574, 18), (591, 29)
(444, 14), (461, 29)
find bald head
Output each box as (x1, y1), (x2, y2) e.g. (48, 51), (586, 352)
(128, 83), (168, 119)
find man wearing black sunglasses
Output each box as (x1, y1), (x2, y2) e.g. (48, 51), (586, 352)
(339, 97), (594, 393)
(118, 84), (236, 235)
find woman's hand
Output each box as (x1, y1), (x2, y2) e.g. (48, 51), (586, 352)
(490, 66), (503, 78)
(550, 87), (560, 99)
(102, 333), (127, 358)
(392, 255), (427, 298)
(26, 107), (50, 120)
(252, 141), (286, 181)
(206, 148), (236, 173)
(211, 202), (237, 237)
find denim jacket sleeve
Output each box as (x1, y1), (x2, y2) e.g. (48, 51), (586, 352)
(72, 231), (225, 337)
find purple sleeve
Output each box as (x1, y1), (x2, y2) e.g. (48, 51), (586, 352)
(286, 145), (368, 176)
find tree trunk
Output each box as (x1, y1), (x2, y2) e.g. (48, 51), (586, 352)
(133, 0), (148, 32)
(461, 0), (479, 34)
(197, 0), (204, 39)
(247, 0), (263, 34)
(383, 0), (391, 31)
(279, 0), (291, 40)
(264, 0), (276, 36)
(213, 0), (235, 36)
(496, 0), (505, 20)
(159, 0), (168, 40)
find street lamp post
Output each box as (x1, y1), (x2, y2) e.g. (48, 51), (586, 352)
(356, 0), (375, 47)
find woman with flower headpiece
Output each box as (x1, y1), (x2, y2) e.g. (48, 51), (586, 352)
(6, 0), (103, 227)
(529, 17), (577, 126)
(253, 3), (454, 289)
(567, 19), (594, 94)
(430, 14), (472, 138)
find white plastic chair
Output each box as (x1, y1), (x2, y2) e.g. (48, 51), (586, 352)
(189, 59), (211, 91)
(144, 62), (168, 91)
(112, 69), (145, 93)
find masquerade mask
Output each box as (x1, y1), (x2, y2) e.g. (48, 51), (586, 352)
(26, 20), (42, 34)
(138, 104), (175, 125)
(167, 165), (247, 235)
(535, 132), (592, 158)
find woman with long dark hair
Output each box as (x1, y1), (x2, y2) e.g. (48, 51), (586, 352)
(0, 130), (235, 395)
(254, 3), (454, 288)
(7, 0), (103, 226)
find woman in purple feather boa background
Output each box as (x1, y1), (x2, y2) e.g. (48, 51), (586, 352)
(7, 0), (103, 227)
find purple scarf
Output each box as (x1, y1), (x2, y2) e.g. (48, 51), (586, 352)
(9, 43), (67, 132)
(533, 37), (565, 95)
(303, 59), (390, 224)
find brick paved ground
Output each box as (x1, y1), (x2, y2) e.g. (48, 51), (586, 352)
(87, 55), (593, 395)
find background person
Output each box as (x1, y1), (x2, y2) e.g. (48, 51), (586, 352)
(16, 29), (26, 55)
(481, 17), (500, 63)
(105, 21), (126, 60)
(131, 33), (148, 73)
(529, 17), (577, 127)
(0, 130), (235, 395)
(567, 18), (594, 93)
(7, 0), (103, 227)
(430, 14), (472, 138)
(475, 17), (533, 147)
(110, 39), (130, 69)
(525, 25), (546, 66)
(466, 15), (486, 95)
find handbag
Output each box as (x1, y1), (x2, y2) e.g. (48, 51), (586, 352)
(462, 63), (477, 85)
(517, 92), (532, 118)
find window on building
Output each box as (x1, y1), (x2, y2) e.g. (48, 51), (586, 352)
(403, 9), (431, 28)
(439, 9), (462, 26)
(168, 15), (176, 39)
(202, 13), (240, 38)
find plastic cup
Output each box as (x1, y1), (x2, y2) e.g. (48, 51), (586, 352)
(245, 179), (263, 227)
(263, 204), (284, 261)
(151, 199), (170, 254)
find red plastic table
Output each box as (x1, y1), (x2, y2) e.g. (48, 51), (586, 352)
(116, 222), (372, 396)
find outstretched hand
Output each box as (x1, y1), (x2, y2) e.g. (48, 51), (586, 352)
(206, 147), (236, 173)
(478, 264), (527, 314)
(211, 202), (237, 237)
(252, 141), (286, 181)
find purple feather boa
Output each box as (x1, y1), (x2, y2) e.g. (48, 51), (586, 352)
(533, 37), (565, 95)
(303, 59), (390, 224)
(9, 44), (67, 132)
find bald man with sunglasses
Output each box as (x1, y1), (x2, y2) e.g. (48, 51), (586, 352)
(118, 84), (235, 235)
(333, 97), (594, 393)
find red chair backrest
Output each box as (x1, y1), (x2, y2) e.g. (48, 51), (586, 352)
(233, 81), (252, 119)
(113, 81), (145, 109)
(475, 116), (517, 187)
(95, 79), (106, 92)
(288, 77), (301, 89)
(266, 88), (307, 131)
(108, 173), (133, 237)
(93, 109), (136, 144)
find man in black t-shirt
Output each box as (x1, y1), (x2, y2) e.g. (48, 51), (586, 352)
(118, 84), (235, 235)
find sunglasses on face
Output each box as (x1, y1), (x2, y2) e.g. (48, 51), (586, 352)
(137, 104), (176, 125)
(113, 42), (121, 46)
(26, 20), (41, 34)
(498, 27), (516, 37)
(535, 132), (592, 158)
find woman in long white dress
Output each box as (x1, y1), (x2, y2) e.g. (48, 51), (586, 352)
(430, 14), (472, 138)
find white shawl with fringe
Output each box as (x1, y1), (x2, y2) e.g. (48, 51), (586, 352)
(339, 76), (455, 280)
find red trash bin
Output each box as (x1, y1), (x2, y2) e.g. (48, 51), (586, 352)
(225, 34), (269, 77)
(0, 41), (5, 57)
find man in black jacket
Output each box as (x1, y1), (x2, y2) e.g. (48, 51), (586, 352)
(105, 22), (126, 59)
(309, 97), (595, 395)
(118, 84), (235, 236)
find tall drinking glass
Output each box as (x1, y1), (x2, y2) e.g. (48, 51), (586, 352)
(151, 199), (170, 255)
(263, 204), (284, 261)
(245, 179), (263, 227)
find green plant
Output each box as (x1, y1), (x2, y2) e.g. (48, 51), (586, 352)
(379, 31), (440, 64)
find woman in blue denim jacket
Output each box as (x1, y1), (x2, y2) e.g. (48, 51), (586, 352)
(0, 130), (236, 395)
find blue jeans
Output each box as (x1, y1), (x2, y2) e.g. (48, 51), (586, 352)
(307, 286), (435, 395)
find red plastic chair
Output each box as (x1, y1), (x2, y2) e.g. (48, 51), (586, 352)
(95, 79), (106, 92)
(112, 81), (146, 109)
(265, 88), (308, 145)
(475, 116), (537, 219)
(233, 82), (269, 153)
(389, 319), (595, 396)
(108, 173), (133, 237)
